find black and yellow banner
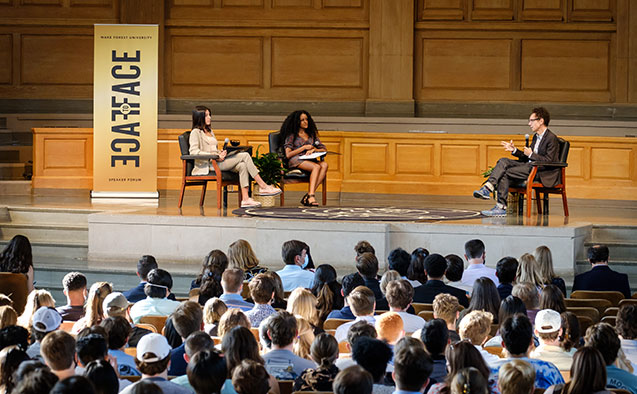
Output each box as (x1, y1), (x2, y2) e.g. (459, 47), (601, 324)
(92, 24), (158, 198)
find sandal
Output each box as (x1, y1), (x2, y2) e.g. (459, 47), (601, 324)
(300, 194), (310, 206)
(259, 185), (282, 196)
(241, 199), (262, 208)
(306, 194), (319, 207)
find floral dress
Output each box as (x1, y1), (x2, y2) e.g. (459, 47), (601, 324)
(293, 364), (339, 392)
(283, 134), (326, 168)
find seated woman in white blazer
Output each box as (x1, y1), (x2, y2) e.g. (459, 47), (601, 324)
(189, 106), (281, 208)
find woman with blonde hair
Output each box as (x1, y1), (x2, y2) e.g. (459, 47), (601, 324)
(293, 317), (315, 360)
(227, 239), (268, 281)
(203, 297), (228, 337)
(17, 289), (55, 331)
(287, 288), (321, 333)
(0, 306), (17, 329)
(217, 308), (251, 338)
(517, 253), (543, 289)
(379, 270), (401, 297)
(534, 246), (566, 297)
(72, 281), (112, 333)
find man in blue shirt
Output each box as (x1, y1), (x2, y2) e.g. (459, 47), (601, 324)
(327, 273), (365, 320)
(219, 268), (254, 312)
(392, 342), (433, 394)
(276, 240), (314, 292)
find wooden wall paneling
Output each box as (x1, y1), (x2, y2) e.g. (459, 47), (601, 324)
(32, 128), (93, 189)
(568, 0), (614, 22)
(566, 146), (585, 179)
(272, 0), (313, 7)
(0, 34), (11, 85)
(395, 143), (434, 175)
(21, 0), (62, 5)
(440, 144), (480, 175)
(70, 0), (112, 6)
(0, 0), (117, 18)
(521, 0), (564, 21)
(470, 0), (514, 21)
(590, 147), (632, 180)
(323, 0), (362, 7)
(349, 142), (390, 175)
(0, 0), (11, 5)
(417, 0), (465, 20)
(221, 0), (264, 7)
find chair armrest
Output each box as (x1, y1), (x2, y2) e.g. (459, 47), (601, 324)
(181, 154), (219, 160)
(531, 162), (567, 168)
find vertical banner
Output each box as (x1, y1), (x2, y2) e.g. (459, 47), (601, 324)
(92, 24), (159, 198)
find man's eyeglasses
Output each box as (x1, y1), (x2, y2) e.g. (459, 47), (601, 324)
(528, 118), (540, 123)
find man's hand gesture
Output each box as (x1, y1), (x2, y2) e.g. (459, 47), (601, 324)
(501, 140), (515, 152)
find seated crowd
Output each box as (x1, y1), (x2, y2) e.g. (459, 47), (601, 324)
(0, 234), (635, 394)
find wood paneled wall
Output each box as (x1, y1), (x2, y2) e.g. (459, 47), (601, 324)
(1, 0), (636, 115)
(33, 127), (637, 201)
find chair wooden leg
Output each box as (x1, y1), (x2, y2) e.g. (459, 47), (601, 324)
(178, 182), (186, 208)
(543, 193), (549, 215)
(535, 190), (542, 214)
(518, 193), (524, 216)
(321, 179), (327, 205)
(280, 184), (285, 206)
(526, 191), (532, 217)
(561, 190), (569, 216)
(200, 183), (207, 207)
(216, 183), (222, 209)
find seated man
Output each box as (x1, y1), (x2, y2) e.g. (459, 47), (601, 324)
(420, 318), (449, 384)
(496, 257), (518, 301)
(490, 314), (564, 390)
(387, 248), (411, 283)
(129, 268), (181, 324)
(27, 306), (63, 359)
(262, 311), (316, 380)
(616, 304), (637, 369)
(529, 309), (573, 371)
(458, 310), (501, 367)
(333, 365), (373, 394)
(219, 268), (254, 312)
(167, 301), (203, 376)
(413, 253), (469, 307)
(498, 359), (535, 394)
(119, 333), (191, 394)
(385, 279), (425, 333)
(392, 341), (434, 394)
(351, 337), (394, 391)
(245, 273), (277, 328)
(40, 330), (77, 381)
(276, 240), (314, 292)
(231, 359), (270, 394)
(335, 320), (377, 371)
(356, 253), (383, 300)
(75, 332), (132, 392)
(473, 106), (560, 216)
(56, 271), (87, 322)
(172, 331), (214, 391)
(327, 272), (365, 320)
(102, 292), (151, 347)
(100, 316), (141, 376)
(123, 255), (176, 303)
(334, 286), (377, 343)
(444, 254), (473, 294)
(460, 239), (499, 288)
(572, 245), (631, 298)
(432, 293), (461, 342)
(375, 312), (404, 370)
(584, 322), (637, 394)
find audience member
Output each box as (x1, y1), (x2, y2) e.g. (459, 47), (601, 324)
(572, 245), (631, 298)
(123, 255), (173, 303)
(413, 253), (469, 307)
(497, 359), (535, 394)
(293, 333), (339, 392)
(450, 367), (489, 394)
(387, 247), (411, 281)
(408, 247), (429, 287)
(203, 297), (227, 336)
(484, 295), (527, 347)
(186, 348), (226, 394)
(171, 331), (213, 391)
(584, 322), (637, 393)
(512, 283), (540, 324)
(276, 240), (314, 291)
(0, 294), (12, 308)
(232, 359), (271, 394)
(327, 272), (365, 320)
(100, 316), (140, 376)
(539, 285), (566, 314)
(27, 306), (62, 359)
(0, 234), (35, 294)
(461, 239), (499, 288)
(0, 324), (29, 351)
(380, 270), (401, 297)
(534, 246), (566, 296)
(128, 380), (163, 394)
(263, 311), (316, 379)
(421, 318), (449, 384)
(50, 375), (96, 394)
(445, 253), (472, 294)
(545, 346), (612, 394)
(355, 252), (383, 300)
(12, 360), (59, 394)
(101, 291), (150, 347)
(228, 239), (268, 281)
(559, 311), (581, 353)
(262, 270), (288, 309)
(385, 279), (425, 333)
(495, 257), (518, 300)
(333, 365), (373, 394)
(427, 341), (495, 394)
(196, 250), (228, 305)
(129, 268), (180, 324)
(219, 268), (253, 311)
(491, 314), (564, 390)
(120, 333), (191, 394)
(460, 277), (500, 324)
(287, 288), (321, 333)
(57, 271), (87, 321)
(433, 293), (461, 342)
(0, 346), (29, 393)
(75, 333), (110, 375)
(294, 317), (315, 360)
(72, 281), (112, 333)
(17, 289), (55, 332)
(334, 286), (376, 342)
(246, 273), (277, 328)
(529, 309), (573, 370)
(40, 330), (77, 381)
(616, 304), (637, 368)
(517, 253), (543, 289)
(351, 337), (393, 392)
(376, 311), (404, 349)
(458, 310), (501, 366)
(84, 359), (119, 394)
(217, 308), (250, 338)
(311, 264), (344, 323)
(167, 301), (203, 376)
(335, 320), (377, 370)
(392, 342), (434, 394)
(354, 241), (375, 259)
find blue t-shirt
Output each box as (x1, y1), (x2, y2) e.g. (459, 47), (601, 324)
(491, 357), (564, 389)
(606, 365), (637, 394)
(109, 349), (140, 376)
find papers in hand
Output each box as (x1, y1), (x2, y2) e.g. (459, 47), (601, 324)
(299, 151), (326, 160)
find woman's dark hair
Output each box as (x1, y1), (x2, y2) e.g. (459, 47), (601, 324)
(539, 284), (566, 314)
(444, 253), (463, 283)
(439, 340), (491, 394)
(560, 311), (581, 352)
(221, 326), (263, 374)
(567, 346), (607, 394)
(303, 242), (315, 270)
(311, 264), (344, 323)
(144, 268), (173, 298)
(197, 250), (228, 305)
(12, 361), (58, 394)
(498, 295), (527, 329)
(0, 234), (33, 274)
(408, 248), (429, 284)
(278, 110), (319, 145)
(0, 346), (30, 392)
(191, 106), (211, 132)
(84, 359), (119, 394)
(466, 277), (500, 324)
(310, 333), (339, 368)
(187, 348), (227, 394)
(50, 376), (96, 394)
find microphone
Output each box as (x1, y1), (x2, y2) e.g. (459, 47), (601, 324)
(223, 137), (229, 150)
(525, 134), (530, 148)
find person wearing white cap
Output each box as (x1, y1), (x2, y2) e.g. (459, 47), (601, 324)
(119, 333), (191, 394)
(26, 306), (62, 359)
(529, 309), (573, 371)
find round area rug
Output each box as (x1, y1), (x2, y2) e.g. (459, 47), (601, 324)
(232, 206), (481, 222)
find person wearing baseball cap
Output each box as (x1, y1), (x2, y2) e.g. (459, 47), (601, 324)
(119, 333), (191, 394)
(102, 292), (151, 347)
(530, 309), (574, 370)
(26, 306), (62, 359)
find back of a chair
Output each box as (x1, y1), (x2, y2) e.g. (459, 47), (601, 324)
(178, 131), (194, 176)
(323, 318), (351, 330)
(601, 315), (617, 326)
(567, 306), (600, 323)
(411, 303), (433, 315)
(417, 311), (434, 321)
(135, 323), (157, 333)
(0, 272), (29, 314)
(564, 298), (611, 317)
(269, 131), (289, 168)
(139, 315), (168, 333)
(557, 137), (570, 164)
(489, 324), (499, 337)
(571, 290), (624, 307)
(576, 315), (594, 334)
(618, 298), (637, 308)
(279, 380), (294, 394)
(124, 347), (136, 357)
(59, 321), (75, 333)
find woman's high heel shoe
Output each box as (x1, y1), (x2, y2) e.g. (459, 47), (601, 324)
(300, 194), (309, 206)
(306, 194), (319, 207)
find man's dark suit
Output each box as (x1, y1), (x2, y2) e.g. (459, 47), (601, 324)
(123, 282), (177, 303)
(413, 280), (469, 308)
(572, 265), (631, 299)
(488, 129), (560, 207)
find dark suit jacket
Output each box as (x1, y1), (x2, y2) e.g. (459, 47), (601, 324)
(363, 277), (384, 300)
(413, 280), (469, 307)
(168, 343), (186, 376)
(123, 282), (177, 303)
(512, 129), (560, 187)
(572, 265), (631, 298)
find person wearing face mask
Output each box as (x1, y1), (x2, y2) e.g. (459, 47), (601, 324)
(276, 240), (315, 292)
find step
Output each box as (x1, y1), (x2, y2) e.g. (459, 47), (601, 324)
(0, 222), (88, 243)
(0, 238), (88, 260)
(3, 206), (96, 225)
(0, 163), (25, 179)
(0, 181), (31, 195)
(591, 225), (637, 243)
(583, 240), (637, 261)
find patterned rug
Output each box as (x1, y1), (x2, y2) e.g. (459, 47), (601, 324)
(232, 206), (481, 222)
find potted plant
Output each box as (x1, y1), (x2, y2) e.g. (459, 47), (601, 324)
(252, 146), (285, 206)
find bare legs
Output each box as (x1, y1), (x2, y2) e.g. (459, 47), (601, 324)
(297, 160), (328, 204)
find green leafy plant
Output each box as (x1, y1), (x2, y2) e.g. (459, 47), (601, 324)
(252, 145), (285, 188)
